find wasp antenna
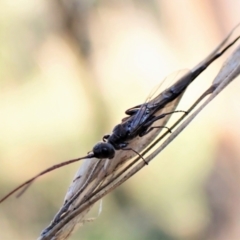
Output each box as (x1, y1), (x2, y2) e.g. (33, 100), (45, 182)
(0, 154), (95, 203)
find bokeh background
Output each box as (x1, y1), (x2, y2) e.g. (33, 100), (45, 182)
(1, 0), (240, 239)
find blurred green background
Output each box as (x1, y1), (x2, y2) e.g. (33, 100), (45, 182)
(1, 0), (240, 239)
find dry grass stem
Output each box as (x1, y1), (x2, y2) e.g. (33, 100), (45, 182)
(38, 26), (240, 240)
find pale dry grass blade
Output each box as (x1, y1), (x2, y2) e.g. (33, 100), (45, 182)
(146, 43), (240, 165)
(38, 26), (240, 240)
(38, 77), (188, 240)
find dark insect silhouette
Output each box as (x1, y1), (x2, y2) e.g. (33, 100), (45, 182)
(0, 30), (239, 204)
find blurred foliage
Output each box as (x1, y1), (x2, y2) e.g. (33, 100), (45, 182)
(1, 0), (240, 239)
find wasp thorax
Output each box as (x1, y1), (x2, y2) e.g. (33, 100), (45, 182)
(93, 142), (115, 159)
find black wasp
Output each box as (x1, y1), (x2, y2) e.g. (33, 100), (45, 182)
(90, 32), (240, 161)
(0, 30), (239, 203)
